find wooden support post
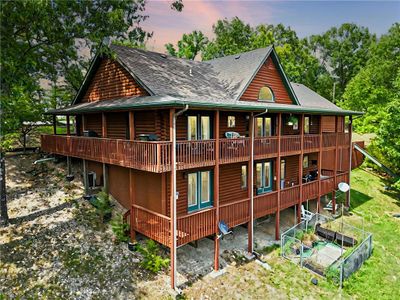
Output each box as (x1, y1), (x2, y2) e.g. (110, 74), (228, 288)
(317, 116), (323, 213)
(66, 115), (71, 136)
(102, 113), (107, 138)
(333, 116), (339, 214)
(248, 112), (254, 253)
(129, 169), (136, 242)
(298, 114), (304, 223)
(53, 115), (57, 135)
(82, 159), (89, 196)
(129, 111), (135, 140)
(103, 164), (109, 193)
(275, 113), (282, 240)
(214, 110), (220, 270)
(169, 108), (176, 289)
(346, 116), (353, 207)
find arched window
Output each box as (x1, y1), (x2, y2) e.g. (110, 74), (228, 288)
(258, 86), (274, 101)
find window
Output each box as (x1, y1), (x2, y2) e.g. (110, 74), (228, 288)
(304, 116), (310, 134)
(188, 115), (211, 140)
(228, 116), (236, 128)
(303, 155), (309, 169)
(258, 86), (274, 101)
(255, 117), (273, 137)
(256, 161), (273, 194)
(280, 159), (286, 188)
(241, 165), (247, 189)
(188, 171), (212, 212)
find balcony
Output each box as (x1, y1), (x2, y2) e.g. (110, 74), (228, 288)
(41, 132), (351, 173)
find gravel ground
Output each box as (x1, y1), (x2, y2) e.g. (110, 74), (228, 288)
(0, 153), (174, 299)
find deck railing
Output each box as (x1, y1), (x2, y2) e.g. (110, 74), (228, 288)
(219, 138), (250, 164)
(133, 205), (171, 247)
(303, 134), (320, 151)
(280, 185), (300, 209)
(254, 137), (278, 159)
(321, 176), (335, 195)
(323, 133), (336, 148)
(220, 198), (250, 228)
(176, 140), (216, 170)
(338, 133), (350, 147)
(280, 136), (302, 154)
(177, 208), (215, 246)
(302, 181), (319, 202)
(335, 172), (349, 186)
(254, 191), (278, 218)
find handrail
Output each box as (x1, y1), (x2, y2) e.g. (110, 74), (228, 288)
(177, 207), (215, 220)
(133, 204), (171, 220)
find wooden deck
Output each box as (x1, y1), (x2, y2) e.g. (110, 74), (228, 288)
(41, 133), (351, 172)
(131, 172), (349, 248)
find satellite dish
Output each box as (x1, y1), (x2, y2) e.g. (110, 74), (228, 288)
(338, 182), (350, 193)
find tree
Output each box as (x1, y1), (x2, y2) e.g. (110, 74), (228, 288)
(165, 30), (208, 60)
(340, 23), (400, 133)
(309, 23), (377, 101)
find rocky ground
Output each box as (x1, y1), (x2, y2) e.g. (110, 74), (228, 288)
(0, 153), (174, 299)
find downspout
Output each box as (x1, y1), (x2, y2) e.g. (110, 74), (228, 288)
(171, 104), (188, 291)
(249, 109), (268, 254)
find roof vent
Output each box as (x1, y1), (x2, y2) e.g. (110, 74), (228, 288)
(235, 55), (241, 60)
(160, 54), (167, 58)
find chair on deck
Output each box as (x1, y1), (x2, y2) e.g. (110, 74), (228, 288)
(217, 220), (233, 240)
(301, 205), (314, 228)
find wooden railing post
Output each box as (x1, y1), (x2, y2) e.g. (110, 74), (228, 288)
(298, 114), (304, 223)
(332, 116), (339, 214)
(248, 112), (254, 253)
(317, 116), (323, 212)
(346, 116), (353, 207)
(214, 110), (220, 270)
(276, 113), (282, 240)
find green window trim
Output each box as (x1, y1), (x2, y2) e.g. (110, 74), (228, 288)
(188, 170), (213, 212)
(187, 114), (212, 140)
(256, 161), (273, 195)
(258, 86), (275, 102)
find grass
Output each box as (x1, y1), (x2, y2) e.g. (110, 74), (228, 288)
(184, 168), (400, 299)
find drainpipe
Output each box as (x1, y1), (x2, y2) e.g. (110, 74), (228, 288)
(171, 104), (188, 291)
(249, 109), (268, 254)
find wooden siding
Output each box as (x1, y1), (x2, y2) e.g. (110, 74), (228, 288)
(241, 57), (293, 104)
(302, 153), (318, 176)
(106, 112), (128, 139)
(282, 114), (301, 135)
(82, 59), (148, 102)
(219, 163), (248, 205)
(85, 114), (102, 136)
(322, 149), (335, 171)
(134, 110), (170, 140)
(109, 165), (130, 209)
(134, 170), (164, 214)
(219, 112), (249, 138)
(321, 116), (336, 133)
(281, 155), (299, 187)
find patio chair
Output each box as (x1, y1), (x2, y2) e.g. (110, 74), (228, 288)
(217, 220), (233, 240)
(301, 205), (314, 222)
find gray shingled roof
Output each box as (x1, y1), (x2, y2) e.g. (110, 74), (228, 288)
(58, 45), (362, 116)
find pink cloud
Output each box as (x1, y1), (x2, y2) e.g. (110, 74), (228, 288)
(143, 0), (274, 53)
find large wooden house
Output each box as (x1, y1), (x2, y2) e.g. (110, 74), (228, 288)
(41, 45), (362, 288)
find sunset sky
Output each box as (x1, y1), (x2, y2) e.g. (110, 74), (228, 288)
(142, 0), (400, 52)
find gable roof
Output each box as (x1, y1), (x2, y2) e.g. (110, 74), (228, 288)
(64, 45), (362, 116)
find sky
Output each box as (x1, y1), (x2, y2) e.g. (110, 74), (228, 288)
(142, 0), (400, 52)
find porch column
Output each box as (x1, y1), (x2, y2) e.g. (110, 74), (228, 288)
(346, 116), (353, 207)
(275, 113), (282, 240)
(248, 112), (254, 253)
(53, 115), (57, 135)
(214, 110), (220, 270)
(297, 114), (304, 223)
(66, 115), (71, 136)
(317, 116), (323, 212)
(332, 116), (339, 214)
(102, 113), (107, 138)
(129, 111), (135, 140)
(82, 159), (89, 196)
(128, 110), (136, 242)
(169, 108), (177, 289)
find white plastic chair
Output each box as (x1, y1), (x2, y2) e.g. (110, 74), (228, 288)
(301, 205), (314, 222)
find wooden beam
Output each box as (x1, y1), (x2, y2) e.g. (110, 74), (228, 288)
(169, 108), (176, 289)
(66, 115), (71, 136)
(346, 116), (353, 207)
(317, 116), (323, 213)
(275, 113), (282, 240)
(248, 112), (254, 253)
(53, 115), (57, 135)
(102, 113), (107, 138)
(214, 110), (220, 270)
(129, 169), (136, 242)
(298, 114), (304, 223)
(129, 111), (135, 140)
(333, 116), (339, 214)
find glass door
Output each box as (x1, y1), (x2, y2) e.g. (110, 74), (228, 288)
(256, 161), (273, 194)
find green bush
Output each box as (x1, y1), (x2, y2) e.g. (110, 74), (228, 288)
(110, 214), (130, 243)
(94, 189), (112, 223)
(137, 240), (169, 273)
(325, 265), (341, 284)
